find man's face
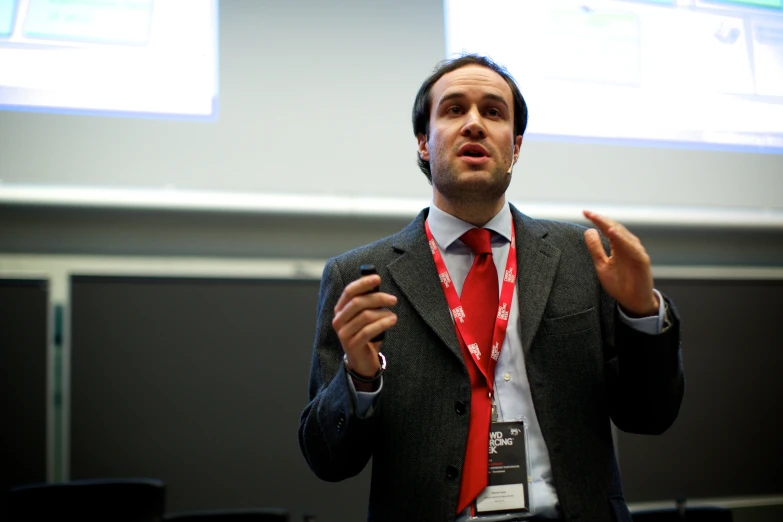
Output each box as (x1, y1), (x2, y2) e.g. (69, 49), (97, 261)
(418, 65), (522, 211)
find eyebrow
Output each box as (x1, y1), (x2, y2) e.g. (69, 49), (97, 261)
(437, 91), (510, 110)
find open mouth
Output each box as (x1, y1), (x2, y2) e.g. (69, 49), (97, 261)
(458, 144), (490, 162)
(458, 143), (489, 157)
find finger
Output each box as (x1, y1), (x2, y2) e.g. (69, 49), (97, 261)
(349, 311), (398, 349)
(584, 229), (608, 268)
(608, 232), (648, 263)
(583, 210), (635, 243)
(599, 223), (648, 263)
(341, 312), (398, 372)
(335, 307), (381, 344)
(333, 292), (397, 337)
(584, 211), (642, 257)
(334, 274), (382, 313)
(334, 291), (397, 329)
(583, 210), (618, 237)
(603, 219), (639, 247)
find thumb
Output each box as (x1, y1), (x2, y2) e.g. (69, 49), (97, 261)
(584, 229), (607, 268)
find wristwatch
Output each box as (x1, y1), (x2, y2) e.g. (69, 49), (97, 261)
(343, 352), (386, 383)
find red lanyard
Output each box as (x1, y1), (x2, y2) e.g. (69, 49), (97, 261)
(425, 217), (518, 395)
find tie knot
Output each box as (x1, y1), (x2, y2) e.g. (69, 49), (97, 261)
(460, 228), (493, 255)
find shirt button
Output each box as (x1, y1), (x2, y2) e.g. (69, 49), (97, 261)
(446, 465), (459, 479)
(455, 401), (466, 415)
(503, 373), (511, 381)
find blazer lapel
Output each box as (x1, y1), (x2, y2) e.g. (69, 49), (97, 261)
(387, 210), (464, 364)
(511, 206), (561, 352)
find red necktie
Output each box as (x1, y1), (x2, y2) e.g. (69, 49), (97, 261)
(456, 228), (499, 513)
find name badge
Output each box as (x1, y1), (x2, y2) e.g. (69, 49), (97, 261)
(475, 420), (530, 515)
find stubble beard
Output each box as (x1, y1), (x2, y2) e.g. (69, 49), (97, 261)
(431, 156), (512, 210)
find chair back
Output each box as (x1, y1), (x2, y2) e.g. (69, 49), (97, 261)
(632, 506), (733, 522)
(164, 508), (289, 522)
(8, 477), (166, 522)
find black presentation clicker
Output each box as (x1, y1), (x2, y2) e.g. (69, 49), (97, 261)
(359, 264), (385, 342)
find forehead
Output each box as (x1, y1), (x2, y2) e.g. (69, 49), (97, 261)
(430, 64), (513, 107)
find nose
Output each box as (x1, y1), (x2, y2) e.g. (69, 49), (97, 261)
(461, 108), (486, 138)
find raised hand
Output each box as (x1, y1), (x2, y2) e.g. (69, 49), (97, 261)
(583, 210), (659, 317)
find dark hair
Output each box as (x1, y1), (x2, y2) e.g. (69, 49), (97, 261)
(412, 54), (528, 182)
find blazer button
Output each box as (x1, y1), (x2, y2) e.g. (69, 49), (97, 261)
(446, 465), (459, 480)
(455, 401), (466, 415)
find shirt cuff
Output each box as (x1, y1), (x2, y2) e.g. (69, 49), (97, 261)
(346, 373), (383, 418)
(617, 288), (667, 335)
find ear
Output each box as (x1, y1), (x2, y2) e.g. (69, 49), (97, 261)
(417, 133), (430, 161)
(512, 135), (523, 163)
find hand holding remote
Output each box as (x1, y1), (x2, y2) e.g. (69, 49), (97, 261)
(331, 263), (397, 381)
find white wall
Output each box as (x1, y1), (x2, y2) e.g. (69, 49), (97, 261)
(1, 0), (782, 217)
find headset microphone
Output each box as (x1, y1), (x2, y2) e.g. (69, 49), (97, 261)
(507, 155), (517, 176)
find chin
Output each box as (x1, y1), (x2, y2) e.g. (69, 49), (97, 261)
(437, 174), (509, 203)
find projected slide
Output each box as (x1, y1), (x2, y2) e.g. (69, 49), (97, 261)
(0, 0), (218, 119)
(446, 0), (783, 152)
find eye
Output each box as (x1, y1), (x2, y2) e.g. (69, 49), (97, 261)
(447, 105), (463, 115)
(486, 107), (502, 118)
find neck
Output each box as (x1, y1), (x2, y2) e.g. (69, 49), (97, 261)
(432, 195), (505, 227)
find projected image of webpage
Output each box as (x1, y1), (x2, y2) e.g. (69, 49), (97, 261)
(0, 0), (218, 119)
(446, 0), (783, 152)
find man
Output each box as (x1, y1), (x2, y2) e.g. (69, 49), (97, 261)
(299, 54), (684, 521)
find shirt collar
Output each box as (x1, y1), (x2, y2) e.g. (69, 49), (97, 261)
(427, 201), (512, 250)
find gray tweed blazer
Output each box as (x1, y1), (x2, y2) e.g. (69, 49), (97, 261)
(298, 205), (684, 522)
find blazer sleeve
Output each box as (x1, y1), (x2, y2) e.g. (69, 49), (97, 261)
(606, 294), (685, 435)
(298, 257), (378, 482)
